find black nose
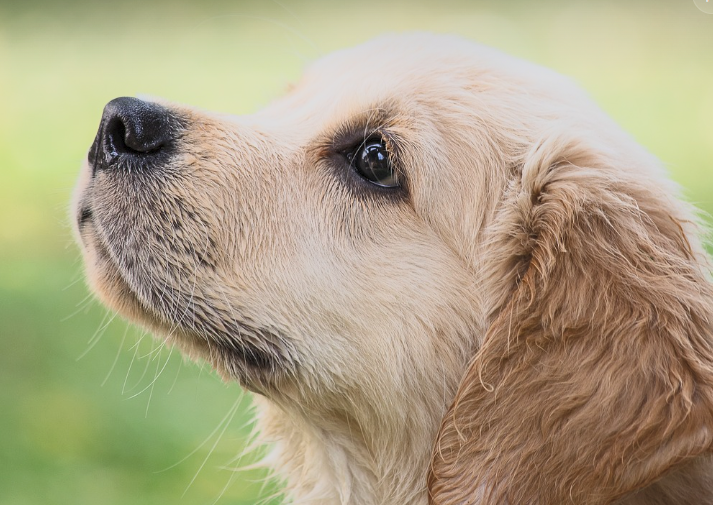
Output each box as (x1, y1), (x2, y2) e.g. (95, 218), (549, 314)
(88, 97), (178, 173)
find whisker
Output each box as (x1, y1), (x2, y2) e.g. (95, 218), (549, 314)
(181, 396), (241, 496)
(144, 346), (172, 417)
(122, 329), (150, 394)
(76, 310), (117, 360)
(60, 292), (96, 322)
(211, 468), (240, 505)
(125, 344), (173, 401)
(101, 323), (129, 387)
(167, 356), (183, 395)
(156, 394), (242, 474)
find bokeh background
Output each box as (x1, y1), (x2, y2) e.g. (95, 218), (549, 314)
(1, 0), (712, 503)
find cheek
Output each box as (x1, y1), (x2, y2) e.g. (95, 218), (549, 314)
(272, 202), (477, 372)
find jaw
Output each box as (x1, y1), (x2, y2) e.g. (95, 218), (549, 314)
(74, 202), (295, 393)
(77, 218), (474, 505)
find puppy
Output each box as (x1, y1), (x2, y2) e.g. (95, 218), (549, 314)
(72, 33), (713, 504)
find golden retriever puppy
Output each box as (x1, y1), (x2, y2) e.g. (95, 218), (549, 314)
(72, 33), (713, 504)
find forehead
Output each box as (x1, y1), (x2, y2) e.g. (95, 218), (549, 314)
(253, 35), (483, 129)
(251, 33), (570, 141)
(303, 35), (476, 94)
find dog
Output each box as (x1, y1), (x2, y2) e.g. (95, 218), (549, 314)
(72, 33), (713, 504)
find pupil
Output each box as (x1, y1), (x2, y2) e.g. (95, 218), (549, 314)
(357, 140), (396, 186)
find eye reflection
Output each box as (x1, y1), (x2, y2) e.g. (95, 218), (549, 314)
(350, 139), (398, 188)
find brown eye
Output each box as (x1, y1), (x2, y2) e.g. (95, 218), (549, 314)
(349, 139), (399, 188)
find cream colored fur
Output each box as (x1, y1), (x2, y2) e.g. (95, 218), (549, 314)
(73, 34), (713, 504)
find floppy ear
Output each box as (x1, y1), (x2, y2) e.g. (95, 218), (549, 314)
(429, 133), (713, 504)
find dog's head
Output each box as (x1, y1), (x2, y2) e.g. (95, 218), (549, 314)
(73, 34), (713, 504)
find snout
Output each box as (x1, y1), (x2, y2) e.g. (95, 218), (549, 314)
(88, 96), (181, 174)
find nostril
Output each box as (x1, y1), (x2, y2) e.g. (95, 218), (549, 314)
(90, 96), (179, 173)
(104, 116), (128, 158)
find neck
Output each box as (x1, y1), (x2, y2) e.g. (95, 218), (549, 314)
(254, 394), (440, 505)
(248, 314), (484, 504)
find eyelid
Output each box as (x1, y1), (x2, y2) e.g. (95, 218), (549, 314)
(341, 134), (385, 156)
(332, 121), (387, 150)
(318, 133), (406, 198)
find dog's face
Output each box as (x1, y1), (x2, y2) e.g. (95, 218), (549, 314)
(73, 34), (713, 504)
(73, 35), (513, 399)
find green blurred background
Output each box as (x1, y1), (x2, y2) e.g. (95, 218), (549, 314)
(0, 0), (711, 503)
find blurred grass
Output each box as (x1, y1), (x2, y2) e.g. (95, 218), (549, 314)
(0, 0), (711, 504)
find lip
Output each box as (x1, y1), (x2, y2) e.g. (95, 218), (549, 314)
(77, 206), (93, 230)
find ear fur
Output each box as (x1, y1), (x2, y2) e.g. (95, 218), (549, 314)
(429, 132), (713, 504)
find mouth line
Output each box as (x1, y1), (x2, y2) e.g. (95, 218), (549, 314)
(212, 336), (284, 372)
(77, 207), (93, 230)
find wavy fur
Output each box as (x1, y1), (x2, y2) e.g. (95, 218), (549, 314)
(73, 34), (713, 504)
